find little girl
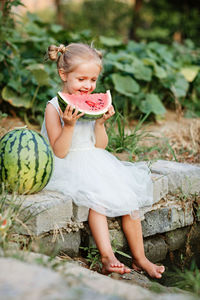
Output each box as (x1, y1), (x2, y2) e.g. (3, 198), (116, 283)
(41, 43), (165, 278)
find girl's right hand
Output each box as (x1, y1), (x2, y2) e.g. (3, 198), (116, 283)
(59, 105), (84, 127)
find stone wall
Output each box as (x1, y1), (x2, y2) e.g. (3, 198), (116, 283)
(15, 160), (200, 262)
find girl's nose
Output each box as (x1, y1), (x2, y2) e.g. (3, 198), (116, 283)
(83, 81), (91, 90)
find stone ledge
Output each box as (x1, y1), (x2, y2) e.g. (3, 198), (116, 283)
(18, 190), (73, 236)
(141, 196), (194, 237)
(13, 160), (200, 261)
(16, 172), (169, 234)
(152, 173), (168, 204)
(150, 160), (200, 194)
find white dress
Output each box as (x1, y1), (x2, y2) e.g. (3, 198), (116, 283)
(41, 97), (153, 218)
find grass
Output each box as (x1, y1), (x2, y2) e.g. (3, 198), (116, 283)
(106, 112), (180, 163)
(106, 112), (151, 156)
(80, 239), (132, 271)
(0, 187), (37, 253)
(159, 260), (200, 297)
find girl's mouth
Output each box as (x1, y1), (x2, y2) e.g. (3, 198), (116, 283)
(80, 91), (89, 95)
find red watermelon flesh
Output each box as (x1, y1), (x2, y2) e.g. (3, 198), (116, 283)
(57, 90), (112, 120)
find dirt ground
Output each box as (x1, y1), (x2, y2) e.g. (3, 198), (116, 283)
(1, 110), (200, 164)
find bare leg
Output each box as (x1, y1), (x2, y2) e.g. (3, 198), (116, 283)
(88, 209), (130, 274)
(122, 214), (165, 278)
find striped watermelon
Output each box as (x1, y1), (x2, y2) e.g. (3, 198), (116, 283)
(0, 128), (54, 194)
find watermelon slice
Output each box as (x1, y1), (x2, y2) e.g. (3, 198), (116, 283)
(57, 90), (112, 120)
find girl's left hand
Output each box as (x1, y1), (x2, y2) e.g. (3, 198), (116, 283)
(96, 105), (115, 125)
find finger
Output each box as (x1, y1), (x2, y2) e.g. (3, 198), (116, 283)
(77, 112), (85, 119)
(109, 107), (115, 115)
(72, 107), (79, 117)
(68, 105), (74, 116)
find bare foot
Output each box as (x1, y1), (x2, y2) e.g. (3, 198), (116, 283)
(101, 256), (131, 275)
(132, 258), (165, 279)
(132, 260), (142, 272)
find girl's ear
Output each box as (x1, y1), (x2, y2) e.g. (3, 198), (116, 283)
(58, 69), (68, 82)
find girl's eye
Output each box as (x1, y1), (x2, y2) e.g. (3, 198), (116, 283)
(78, 78), (84, 81)
(92, 79), (97, 82)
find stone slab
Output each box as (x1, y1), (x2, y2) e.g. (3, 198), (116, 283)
(152, 173), (168, 204)
(142, 198), (194, 237)
(1, 257), (195, 300)
(61, 262), (195, 300)
(17, 190), (73, 236)
(0, 258), (68, 300)
(165, 227), (190, 251)
(144, 236), (168, 263)
(73, 203), (89, 222)
(150, 160), (200, 194)
(35, 231), (81, 257)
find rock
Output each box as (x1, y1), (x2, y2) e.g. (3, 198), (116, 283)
(0, 254), (196, 300)
(152, 173), (168, 204)
(144, 236), (168, 263)
(142, 197), (194, 237)
(60, 261), (196, 300)
(34, 231), (81, 256)
(165, 227), (190, 251)
(0, 258), (68, 300)
(150, 160), (200, 194)
(17, 190), (73, 236)
(73, 204), (89, 222)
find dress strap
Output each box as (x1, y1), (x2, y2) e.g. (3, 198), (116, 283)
(48, 97), (64, 126)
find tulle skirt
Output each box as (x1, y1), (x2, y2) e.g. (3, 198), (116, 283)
(45, 147), (153, 219)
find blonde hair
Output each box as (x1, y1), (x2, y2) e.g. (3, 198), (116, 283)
(47, 43), (103, 74)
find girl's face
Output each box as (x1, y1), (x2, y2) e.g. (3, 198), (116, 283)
(63, 62), (101, 95)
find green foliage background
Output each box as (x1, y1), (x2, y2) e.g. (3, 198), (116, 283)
(0, 0), (200, 125)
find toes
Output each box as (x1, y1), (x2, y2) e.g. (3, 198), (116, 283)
(125, 267), (131, 273)
(110, 262), (124, 268)
(157, 265), (165, 274)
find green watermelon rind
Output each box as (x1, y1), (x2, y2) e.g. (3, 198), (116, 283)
(57, 90), (112, 120)
(0, 128), (54, 195)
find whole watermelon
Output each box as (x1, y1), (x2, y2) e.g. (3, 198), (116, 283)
(0, 128), (54, 194)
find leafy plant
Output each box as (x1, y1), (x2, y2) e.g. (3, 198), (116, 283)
(1, 1), (200, 124)
(164, 261), (200, 296)
(106, 111), (150, 155)
(80, 245), (102, 270)
(80, 239), (131, 271)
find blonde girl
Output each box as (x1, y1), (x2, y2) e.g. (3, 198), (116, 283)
(41, 43), (165, 277)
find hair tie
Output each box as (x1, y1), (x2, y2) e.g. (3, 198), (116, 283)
(58, 44), (67, 54)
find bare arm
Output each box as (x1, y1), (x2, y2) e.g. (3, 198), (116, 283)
(45, 103), (83, 158)
(95, 123), (108, 149)
(94, 105), (115, 149)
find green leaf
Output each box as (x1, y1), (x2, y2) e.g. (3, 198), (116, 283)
(50, 24), (63, 33)
(99, 36), (123, 47)
(180, 66), (200, 82)
(140, 94), (166, 115)
(154, 64), (167, 79)
(27, 64), (49, 86)
(112, 62), (134, 74)
(0, 53), (4, 62)
(2, 86), (32, 108)
(132, 59), (152, 81)
(171, 75), (189, 98)
(142, 58), (167, 79)
(111, 73), (140, 96)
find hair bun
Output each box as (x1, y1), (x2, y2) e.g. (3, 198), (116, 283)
(47, 44), (67, 61)
(58, 44), (66, 54)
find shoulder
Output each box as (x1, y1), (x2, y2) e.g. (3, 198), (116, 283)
(48, 96), (59, 108)
(46, 96), (60, 114)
